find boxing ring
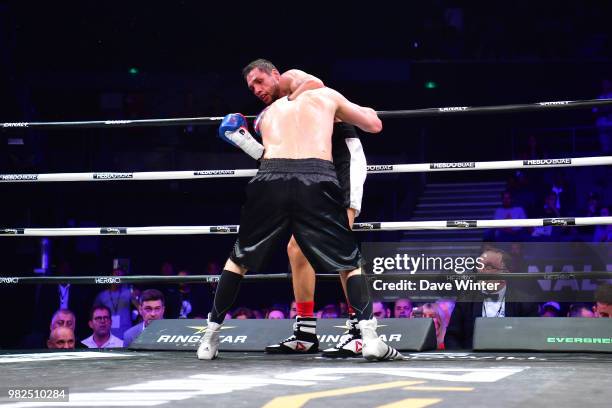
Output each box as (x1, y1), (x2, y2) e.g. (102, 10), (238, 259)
(1, 98), (612, 407)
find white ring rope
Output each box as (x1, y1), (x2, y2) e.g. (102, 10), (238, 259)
(1, 217), (610, 236)
(1, 156), (610, 183)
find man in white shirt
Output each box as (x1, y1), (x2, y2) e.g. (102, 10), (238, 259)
(81, 305), (123, 349)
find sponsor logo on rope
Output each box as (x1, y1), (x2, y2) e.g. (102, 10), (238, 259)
(0, 174), (38, 181)
(438, 106), (468, 112)
(354, 223), (381, 230)
(2, 122), (29, 128)
(366, 165), (393, 172)
(193, 170), (236, 176)
(100, 227), (127, 234)
(543, 218), (575, 227)
(0, 228), (24, 235)
(93, 173), (134, 179)
(104, 120), (132, 125)
(430, 162), (475, 169)
(0, 277), (19, 284)
(446, 220), (477, 228)
(523, 158), (571, 166)
(538, 101), (570, 106)
(95, 277), (122, 284)
(210, 226), (237, 233)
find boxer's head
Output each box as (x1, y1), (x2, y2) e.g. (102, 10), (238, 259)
(243, 58), (281, 105)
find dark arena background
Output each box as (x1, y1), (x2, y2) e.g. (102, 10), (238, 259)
(0, 2), (611, 407)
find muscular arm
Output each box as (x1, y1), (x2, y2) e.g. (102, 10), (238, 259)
(325, 88), (382, 133)
(279, 69), (325, 101)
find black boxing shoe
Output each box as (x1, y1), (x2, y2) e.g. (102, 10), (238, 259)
(265, 316), (319, 354)
(322, 318), (363, 358)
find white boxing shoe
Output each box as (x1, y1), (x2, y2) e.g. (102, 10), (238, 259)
(197, 317), (221, 360)
(358, 317), (404, 361)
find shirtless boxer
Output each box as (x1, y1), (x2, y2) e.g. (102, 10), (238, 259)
(238, 59), (368, 357)
(197, 86), (402, 362)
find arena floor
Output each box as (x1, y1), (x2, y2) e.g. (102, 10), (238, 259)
(0, 350), (611, 407)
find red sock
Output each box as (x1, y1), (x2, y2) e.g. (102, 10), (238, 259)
(347, 304), (355, 316)
(296, 301), (315, 317)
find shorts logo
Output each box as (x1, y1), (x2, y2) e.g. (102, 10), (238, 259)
(95, 277), (121, 284)
(100, 228), (127, 234)
(0, 228), (24, 235)
(0, 277), (19, 284)
(211, 226), (237, 233)
(446, 220), (477, 228)
(93, 173), (133, 179)
(538, 101), (570, 106)
(355, 223), (381, 230)
(367, 165), (393, 172)
(104, 120), (132, 125)
(2, 122), (28, 128)
(523, 159), (571, 166)
(438, 107), (468, 112)
(543, 218), (575, 226)
(194, 170), (236, 176)
(0, 174), (38, 181)
(430, 162), (475, 169)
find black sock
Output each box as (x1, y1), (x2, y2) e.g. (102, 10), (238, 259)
(346, 274), (372, 321)
(209, 270), (243, 324)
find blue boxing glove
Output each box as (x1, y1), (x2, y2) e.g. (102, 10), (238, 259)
(218, 113), (264, 160)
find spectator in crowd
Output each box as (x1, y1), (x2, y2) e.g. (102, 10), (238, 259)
(50, 309), (76, 332)
(373, 301), (391, 319)
(592, 78), (612, 154)
(420, 302), (445, 350)
(232, 307), (255, 320)
(593, 206), (612, 242)
(585, 192), (601, 218)
(531, 192), (562, 240)
(568, 303), (595, 318)
(547, 170), (575, 216)
(436, 299), (455, 333)
(518, 135), (546, 161)
(492, 190), (528, 241)
(594, 283), (612, 318)
(266, 305), (286, 319)
(289, 301), (298, 319)
(33, 261), (91, 342)
(445, 245), (539, 349)
(47, 327), (75, 350)
(165, 269), (210, 319)
(94, 267), (134, 340)
(319, 304), (340, 319)
(81, 305), (123, 348)
(123, 289), (166, 347)
(394, 298), (413, 318)
(540, 301), (562, 317)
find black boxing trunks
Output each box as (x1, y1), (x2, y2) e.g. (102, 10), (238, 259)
(332, 123), (367, 216)
(230, 158), (362, 273)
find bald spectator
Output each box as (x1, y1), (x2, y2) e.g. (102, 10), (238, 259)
(394, 298), (413, 318)
(594, 283), (612, 318)
(81, 305), (123, 349)
(47, 327), (75, 350)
